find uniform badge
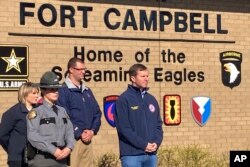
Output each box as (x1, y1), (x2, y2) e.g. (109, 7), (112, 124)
(149, 104), (155, 112)
(64, 111), (70, 119)
(28, 110), (37, 120)
(131, 106), (139, 110)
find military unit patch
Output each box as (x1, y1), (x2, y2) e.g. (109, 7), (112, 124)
(163, 95), (181, 126)
(220, 51), (242, 89)
(103, 95), (119, 127)
(191, 96), (211, 127)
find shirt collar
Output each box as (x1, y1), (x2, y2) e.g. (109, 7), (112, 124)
(65, 76), (88, 92)
(128, 84), (149, 94)
(42, 99), (53, 108)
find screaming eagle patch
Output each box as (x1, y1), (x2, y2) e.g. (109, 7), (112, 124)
(28, 110), (37, 120)
(220, 51), (242, 89)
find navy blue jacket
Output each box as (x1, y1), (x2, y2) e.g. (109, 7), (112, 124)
(0, 103), (28, 162)
(57, 78), (102, 139)
(114, 85), (163, 156)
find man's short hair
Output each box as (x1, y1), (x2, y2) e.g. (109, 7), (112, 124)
(128, 64), (147, 77)
(65, 57), (84, 77)
(67, 57), (84, 70)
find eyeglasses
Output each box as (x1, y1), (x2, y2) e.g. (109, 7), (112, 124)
(73, 67), (87, 71)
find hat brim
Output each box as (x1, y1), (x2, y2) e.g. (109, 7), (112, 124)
(39, 84), (62, 89)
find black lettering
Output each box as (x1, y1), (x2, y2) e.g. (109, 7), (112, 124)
(160, 11), (172, 31)
(52, 66), (63, 81)
(38, 4), (57, 27)
(74, 46), (123, 63)
(104, 70), (117, 81)
(140, 10), (157, 31)
(135, 51), (144, 63)
(183, 68), (187, 81)
(173, 71), (182, 85)
(188, 71), (196, 82)
(104, 8), (120, 30)
(98, 50), (112, 62)
(119, 67), (129, 81)
(217, 14), (228, 34)
(190, 13), (202, 33)
(161, 50), (167, 63)
(177, 52), (185, 63)
(144, 48), (150, 62)
(204, 14), (215, 33)
(154, 68), (163, 82)
(61, 5), (75, 27)
(168, 49), (176, 63)
(20, 2), (35, 25)
(93, 70), (102, 82)
(122, 9), (138, 30)
(77, 6), (92, 28)
(83, 70), (92, 82)
(175, 12), (187, 32)
(74, 46), (85, 61)
(197, 71), (205, 82)
(114, 51), (123, 62)
(86, 50), (97, 62)
(164, 71), (172, 81)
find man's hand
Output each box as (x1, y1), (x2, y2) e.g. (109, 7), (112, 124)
(81, 129), (94, 142)
(145, 143), (158, 152)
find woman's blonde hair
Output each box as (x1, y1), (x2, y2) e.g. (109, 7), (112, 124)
(18, 82), (39, 104)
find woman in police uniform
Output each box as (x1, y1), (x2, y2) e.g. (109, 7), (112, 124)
(27, 71), (75, 167)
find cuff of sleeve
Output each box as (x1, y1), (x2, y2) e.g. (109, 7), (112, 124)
(74, 127), (82, 140)
(66, 143), (75, 150)
(48, 145), (57, 155)
(91, 129), (97, 135)
(140, 141), (148, 150)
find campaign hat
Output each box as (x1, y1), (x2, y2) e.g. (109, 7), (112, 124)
(39, 71), (62, 88)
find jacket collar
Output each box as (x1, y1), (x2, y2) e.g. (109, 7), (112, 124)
(128, 84), (149, 94)
(20, 102), (29, 113)
(65, 76), (88, 92)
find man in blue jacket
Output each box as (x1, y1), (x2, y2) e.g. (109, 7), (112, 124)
(57, 57), (102, 167)
(114, 63), (163, 167)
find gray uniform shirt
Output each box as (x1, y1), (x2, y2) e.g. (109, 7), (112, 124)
(27, 100), (75, 155)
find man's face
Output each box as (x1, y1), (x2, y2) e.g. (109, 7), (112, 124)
(70, 62), (86, 82)
(131, 69), (149, 89)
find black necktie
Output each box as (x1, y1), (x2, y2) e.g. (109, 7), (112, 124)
(52, 105), (58, 115)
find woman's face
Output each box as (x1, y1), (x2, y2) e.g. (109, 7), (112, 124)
(25, 89), (39, 106)
(42, 88), (59, 104)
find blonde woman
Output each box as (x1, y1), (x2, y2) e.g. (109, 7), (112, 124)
(0, 82), (39, 167)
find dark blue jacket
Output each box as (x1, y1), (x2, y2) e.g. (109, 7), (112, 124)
(114, 85), (163, 156)
(57, 78), (102, 139)
(0, 103), (28, 162)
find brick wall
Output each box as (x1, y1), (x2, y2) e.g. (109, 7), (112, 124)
(0, 0), (250, 166)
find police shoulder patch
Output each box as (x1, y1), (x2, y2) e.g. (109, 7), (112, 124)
(28, 110), (37, 120)
(63, 110), (70, 119)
